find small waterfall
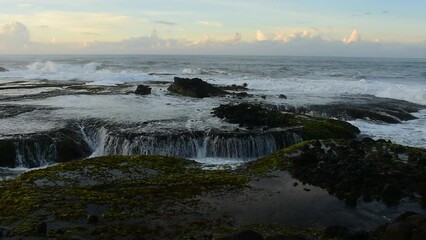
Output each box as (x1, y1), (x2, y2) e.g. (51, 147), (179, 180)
(1, 121), (303, 168)
(14, 140), (57, 168)
(85, 127), (302, 160)
(0, 125), (92, 168)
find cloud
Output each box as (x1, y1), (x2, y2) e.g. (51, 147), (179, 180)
(342, 29), (361, 44)
(198, 21), (222, 27)
(232, 32), (242, 42)
(0, 21), (30, 49)
(256, 30), (268, 41)
(153, 20), (177, 26)
(275, 29), (318, 43)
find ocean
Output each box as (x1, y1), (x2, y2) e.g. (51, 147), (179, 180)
(0, 55), (425, 174)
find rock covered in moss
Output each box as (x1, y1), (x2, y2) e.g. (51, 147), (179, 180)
(213, 103), (360, 140)
(213, 103), (296, 128)
(250, 139), (426, 206)
(168, 77), (225, 98)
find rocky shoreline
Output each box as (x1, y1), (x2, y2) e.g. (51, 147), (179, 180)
(0, 77), (425, 239)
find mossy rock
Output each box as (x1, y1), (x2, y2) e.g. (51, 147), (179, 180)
(213, 103), (360, 140)
(248, 138), (426, 206)
(0, 155), (249, 238)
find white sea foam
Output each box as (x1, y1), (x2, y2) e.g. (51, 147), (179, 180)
(212, 77), (426, 106)
(1, 61), (155, 85)
(349, 109), (426, 148)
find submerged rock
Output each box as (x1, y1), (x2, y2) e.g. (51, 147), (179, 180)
(135, 84), (152, 95)
(0, 67), (8, 72)
(168, 77), (225, 98)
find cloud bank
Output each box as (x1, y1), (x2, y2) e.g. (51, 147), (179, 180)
(0, 21), (425, 58)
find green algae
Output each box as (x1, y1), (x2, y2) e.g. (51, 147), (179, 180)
(0, 155), (249, 237)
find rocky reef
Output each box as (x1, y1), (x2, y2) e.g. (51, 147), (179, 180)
(213, 103), (361, 140)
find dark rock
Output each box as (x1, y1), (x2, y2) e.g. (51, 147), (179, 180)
(383, 222), (413, 240)
(381, 184), (403, 206)
(220, 230), (264, 240)
(293, 182), (298, 187)
(261, 95), (266, 99)
(303, 188), (311, 192)
(168, 77), (225, 98)
(135, 85), (152, 95)
(87, 215), (99, 224)
(379, 212), (426, 240)
(213, 103), (295, 128)
(0, 126), (92, 168)
(36, 222), (47, 235)
(279, 94), (287, 99)
(0, 67), (8, 72)
(0, 141), (17, 168)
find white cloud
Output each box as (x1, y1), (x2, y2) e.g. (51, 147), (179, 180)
(256, 30), (268, 41)
(0, 21), (30, 49)
(275, 29), (318, 43)
(343, 29), (361, 44)
(198, 21), (222, 27)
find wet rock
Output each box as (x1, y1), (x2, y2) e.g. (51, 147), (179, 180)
(0, 125), (92, 168)
(213, 103), (360, 140)
(220, 230), (264, 240)
(36, 222), (47, 235)
(135, 85), (152, 95)
(0, 141), (17, 168)
(0, 67), (8, 72)
(168, 77), (225, 98)
(213, 103), (295, 128)
(279, 94), (287, 99)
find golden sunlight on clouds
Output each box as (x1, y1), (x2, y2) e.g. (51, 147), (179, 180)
(0, 11), (146, 43)
(256, 30), (268, 41)
(342, 29), (361, 44)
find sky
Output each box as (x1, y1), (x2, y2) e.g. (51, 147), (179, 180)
(0, 0), (425, 57)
